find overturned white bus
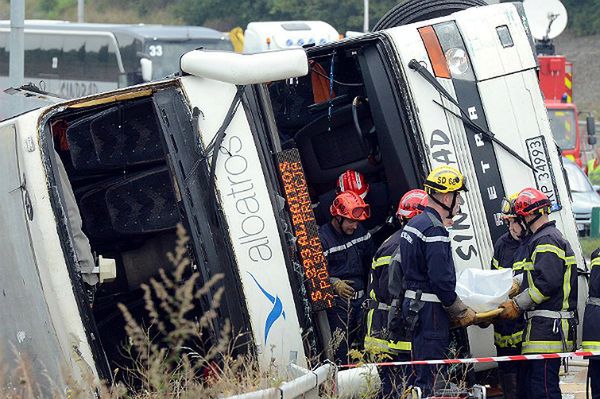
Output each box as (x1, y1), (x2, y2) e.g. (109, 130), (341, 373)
(0, 1), (588, 393)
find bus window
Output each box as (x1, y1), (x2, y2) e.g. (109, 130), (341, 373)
(80, 35), (120, 81)
(0, 32), (7, 76)
(113, 32), (144, 76)
(145, 39), (233, 80)
(24, 33), (62, 80)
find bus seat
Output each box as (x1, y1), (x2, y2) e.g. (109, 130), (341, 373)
(79, 166), (178, 239)
(66, 99), (163, 170)
(293, 103), (380, 187)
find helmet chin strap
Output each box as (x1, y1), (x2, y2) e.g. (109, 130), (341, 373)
(521, 213), (542, 233)
(516, 221), (529, 239)
(429, 191), (458, 219)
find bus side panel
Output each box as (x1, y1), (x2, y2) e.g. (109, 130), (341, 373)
(456, 3), (537, 81)
(180, 77), (307, 368)
(478, 71), (583, 260)
(386, 28), (488, 273)
(0, 115), (99, 386)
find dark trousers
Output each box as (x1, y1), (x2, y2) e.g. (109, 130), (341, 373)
(496, 346), (526, 399)
(379, 354), (413, 399)
(326, 296), (364, 364)
(523, 358), (561, 399)
(591, 358), (600, 399)
(403, 300), (450, 397)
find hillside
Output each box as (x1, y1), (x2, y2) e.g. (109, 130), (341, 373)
(555, 31), (600, 117)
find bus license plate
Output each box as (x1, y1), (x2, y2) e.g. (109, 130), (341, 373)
(525, 135), (562, 212)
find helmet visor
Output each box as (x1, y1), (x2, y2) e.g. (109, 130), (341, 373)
(500, 197), (512, 215)
(351, 205), (371, 220)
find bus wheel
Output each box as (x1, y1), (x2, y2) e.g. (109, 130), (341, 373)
(373, 0), (488, 30)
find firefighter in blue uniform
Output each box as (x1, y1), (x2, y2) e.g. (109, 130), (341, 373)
(583, 248), (600, 398)
(364, 189), (428, 397)
(499, 187), (578, 399)
(319, 190), (374, 363)
(393, 165), (477, 397)
(491, 194), (529, 399)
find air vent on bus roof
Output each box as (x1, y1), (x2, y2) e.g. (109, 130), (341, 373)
(281, 22), (312, 31)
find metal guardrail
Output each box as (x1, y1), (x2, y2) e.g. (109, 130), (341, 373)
(223, 363), (334, 399)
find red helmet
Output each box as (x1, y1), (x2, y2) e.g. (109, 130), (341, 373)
(337, 170), (369, 199)
(396, 189), (428, 219)
(514, 188), (552, 217)
(330, 191), (371, 221)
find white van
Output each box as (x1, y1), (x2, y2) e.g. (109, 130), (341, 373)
(243, 20), (339, 53)
(0, 1), (588, 392)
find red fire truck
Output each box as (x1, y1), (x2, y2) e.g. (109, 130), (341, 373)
(539, 55), (583, 165)
(525, 0), (596, 166)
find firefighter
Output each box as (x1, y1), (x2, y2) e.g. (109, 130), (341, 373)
(583, 248), (600, 399)
(319, 190), (374, 363)
(498, 187), (578, 399)
(393, 165), (476, 397)
(586, 146), (600, 186)
(491, 194), (529, 399)
(314, 169), (390, 233)
(364, 189), (428, 397)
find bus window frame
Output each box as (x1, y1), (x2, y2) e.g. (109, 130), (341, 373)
(0, 28), (126, 80)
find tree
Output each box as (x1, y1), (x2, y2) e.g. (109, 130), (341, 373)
(175, 0), (400, 33)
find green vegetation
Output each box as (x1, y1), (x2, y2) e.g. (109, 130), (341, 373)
(563, 0), (600, 36)
(2, 0), (599, 35)
(579, 236), (600, 258)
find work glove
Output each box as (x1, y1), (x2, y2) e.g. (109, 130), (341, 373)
(498, 299), (521, 320)
(332, 279), (355, 300)
(444, 297), (477, 328)
(508, 279), (521, 298)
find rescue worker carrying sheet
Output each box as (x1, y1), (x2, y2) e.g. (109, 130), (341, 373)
(498, 188), (578, 399)
(490, 194), (530, 399)
(583, 249), (600, 398)
(390, 165), (476, 397)
(319, 190), (374, 363)
(364, 189), (427, 397)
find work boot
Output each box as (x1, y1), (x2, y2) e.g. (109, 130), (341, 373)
(500, 372), (519, 399)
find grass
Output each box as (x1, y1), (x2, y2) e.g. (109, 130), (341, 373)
(579, 236), (600, 258)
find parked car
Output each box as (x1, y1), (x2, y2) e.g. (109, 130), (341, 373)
(563, 157), (600, 234)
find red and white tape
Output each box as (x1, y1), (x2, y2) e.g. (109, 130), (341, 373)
(341, 351), (600, 369)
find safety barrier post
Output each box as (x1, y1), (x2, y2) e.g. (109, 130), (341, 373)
(591, 207), (600, 238)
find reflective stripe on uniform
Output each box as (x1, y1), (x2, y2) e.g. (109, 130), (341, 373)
(364, 309), (411, 354)
(366, 308), (374, 336)
(531, 244), (567, 263)
(388, 340), (412, 352)
(370, 288), (377, 301)
(324, 232), (371, 256)
(371, 256), (392, 269)
(582, 341), (600, 351)
(526, 278), (550, 304)
(364, 335), (412, 354)
(513, 259), (529, 271)
(402, 225), (450, 243)
(521, 340), (574, 354)
(494, 331), (523, 348)
(562, 262), (573, 311)
(591, 257), (600, 268)
(492, 258), (501, 269)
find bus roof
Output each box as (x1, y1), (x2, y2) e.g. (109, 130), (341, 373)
(0, 20), (227, 40)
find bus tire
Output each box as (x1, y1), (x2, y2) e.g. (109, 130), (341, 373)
(373, 0), (488, 31)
